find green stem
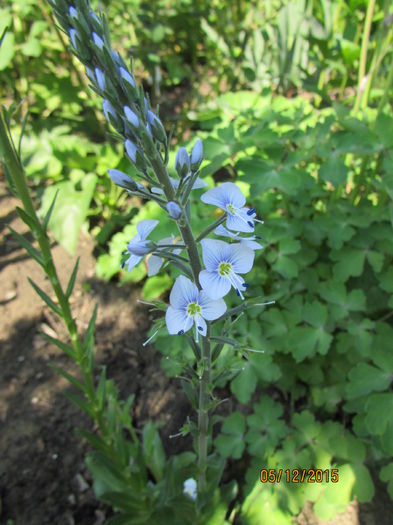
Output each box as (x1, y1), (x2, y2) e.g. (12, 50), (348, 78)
(196, 214), (226, 242)
(354, 0), (376, 115)
(377, 59), (393, 116)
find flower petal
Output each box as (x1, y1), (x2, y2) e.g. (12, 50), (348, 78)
(226, 211), (254, 233)
(195, 315), (207, 337)
(200, 185), (229, 210)
(199, 270), (231, 300)
(125, 254), (142, 271)
(166, 307), (193, 335)
(241, 239), (263, 250)
(147, 255), (163, 276)
(221, 182), (246, 208)
(136, 219), (159, 240)
(198, 291), (227, 320)
(200, 239), (231, 272)
(192, 177), (208, 190)
(170, 275), (199, 309)
(229, 244), (255, 274)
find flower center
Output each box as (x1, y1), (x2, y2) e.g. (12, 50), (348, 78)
(218, 261), (232, 276)
(226, 203), (237, 215)
(187, 302), (201, 316)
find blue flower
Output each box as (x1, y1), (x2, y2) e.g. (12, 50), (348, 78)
(183, 478), (197, 501)
(201, 182), (262, 233)
(108, 169), (144, 191)
(214, 224), (263, 251)
(199, 239), (254, 300)
(123, 220), (158, 271)
(166, 201), (182, 219)
(191, 139), (203, 171)
(166, 275), (226, 340)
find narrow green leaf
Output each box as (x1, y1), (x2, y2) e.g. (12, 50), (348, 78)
(77, 429), (109, 454)
(42, 189), (59, 232)
(83, 303), (98, 348)
(62, 390), (92, 415)
(66, 256), (80, 298)
(41, 333), (76, 359)
(28, 277), (62, 316)
(49, 364), (85, 392)
(210, 335), (238, 347)
(8, 226), (44, 267)
(186, 336), (201, 361)
(15, 206), (38, 231)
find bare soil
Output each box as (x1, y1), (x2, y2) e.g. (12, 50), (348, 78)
(0, 182), (392, 525)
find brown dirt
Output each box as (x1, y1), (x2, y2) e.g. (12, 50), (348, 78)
(0, 181), (392, 525)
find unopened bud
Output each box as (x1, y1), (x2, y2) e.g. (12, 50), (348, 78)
(102, 100), (119, 128)
(191, 139), (203, 171)
(124, 106), (139, 129)
(147, 110), (166, 143)
(120, 67), (138, 99)
(108, 169), (143, 191)
(166, 201), (182, 219)
(175, 147), (190, 178)
(92, 31), (104, 51)
(95, 67), (106, 91)
(68, 6), (78, 21)
(69, 28), (81, 52)
(125, 140), (147, 171)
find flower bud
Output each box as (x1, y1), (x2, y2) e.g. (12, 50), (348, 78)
(125, 140), (147, 171)
(102, 100), (119, 128)
(166, 201), (182, 219)
(119, 67), (138, 100)
(92, 31), (104, 51)
(89, 9), (100, 25)
(85, 66), (95, 83)
(191, 139), (203, 171)
(108, 169), (143, 191)
(147, 110), (166, 143)
(124, 106), (139, 129)
(175, 147), (190, 178)
(95, 67), (106, 91)
(69, 28), (81, 52)
(68, 6), (78, 21)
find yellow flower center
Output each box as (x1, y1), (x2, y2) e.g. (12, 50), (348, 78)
(187, 302), (201, 316)
(218, 262), (232, 276)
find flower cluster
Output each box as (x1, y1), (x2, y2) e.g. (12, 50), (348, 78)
(122, 180), (262, 340)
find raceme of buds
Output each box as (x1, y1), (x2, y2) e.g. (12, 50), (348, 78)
(191, 139), (203, 171)
(175, 147), (190, 178)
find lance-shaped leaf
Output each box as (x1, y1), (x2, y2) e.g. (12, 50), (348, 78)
(65, 256), (80, 298)
(142, 421), (166, 482)
(28, 277), (62, 316)
(15, 206), (38, 232)
(8, 226), (44, 267)
(41, 333), (75, 359)
(49, 364), (85, 393)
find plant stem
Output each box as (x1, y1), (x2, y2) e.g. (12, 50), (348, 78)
(196, 214), (226, 242)
(354, 0), (376, 115)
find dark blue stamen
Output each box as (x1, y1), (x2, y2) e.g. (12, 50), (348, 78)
(243, 282), (250, 288)
(198, 326), (203, 331)
(178, 330), (184, 335)
(247, 208), (256, 216)
(247, 221), (253, 228)
(121, 262), (125, 269)
(236, 289), (240, 296)
(122, 250), (127, 255)
(255, 235), (262, 239)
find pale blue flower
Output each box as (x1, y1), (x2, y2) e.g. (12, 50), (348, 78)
(199, 239), (254, 300)
(166, 201), (182, 219)
(183, 478), (197, 501)
(147, 235), (181, 276)
(108, 169), (144, 191)
(95, 67), (106, 91)
(92, 32), (104, 50)
(191, 139), (203, 171)
(122, 220), (159, 271)
(124, 106), (139, 128)
(201, 182), (262, 233)
(175, 147), (190, 178)
(166, 276), (226, 340)
(214, 224), (263, 251)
